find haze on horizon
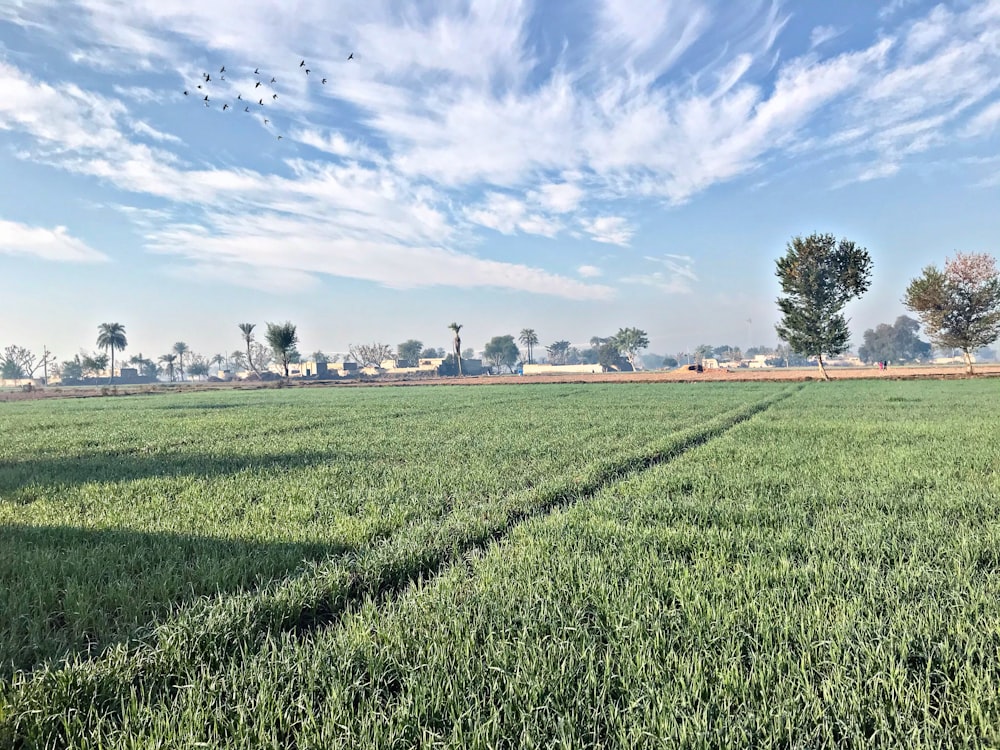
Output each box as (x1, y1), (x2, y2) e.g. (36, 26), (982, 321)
(1, 0), (999, 361)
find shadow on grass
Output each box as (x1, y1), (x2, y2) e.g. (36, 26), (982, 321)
(0, 524), (349, 675)
(0, 448), (350, 496)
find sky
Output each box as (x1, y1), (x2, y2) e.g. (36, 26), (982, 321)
(1, 0), (999, 362)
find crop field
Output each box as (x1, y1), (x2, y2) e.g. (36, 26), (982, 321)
(1, 380), (999, 748)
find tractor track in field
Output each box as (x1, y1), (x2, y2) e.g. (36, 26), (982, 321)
(2, 386), (802, 748)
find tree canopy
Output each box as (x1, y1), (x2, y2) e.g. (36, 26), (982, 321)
(484, 335), (520, 373)
(519, 329), (539, 364)
(857, 315), (931, 364)
(613, 327), (649, 370)
(774, 233), (873, 380)
(265, 321), (299, 377)
(96, 323), (128, 382)
(348, 342), (394, 368)
(397, 339), (423, 364)
(904, 252), (1000, 375)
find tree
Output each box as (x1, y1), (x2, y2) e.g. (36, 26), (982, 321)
(775, 233), (873, 380)
(238, 323), (258, 376)
(1, 345), (40, 379)
(129, 353), (158, 379)
(462, 347), (475, 359)
(230, 350), (248, 372)
(484, 335), (520, 373)
(158, 353), (178, 382)
(80, 351), (109, 377)
(663, 356), (679, 368)
(249, 343), (273, 374)
(96, 323), (128, 383)
(694, 344), (715, 363)
(546, 340), (571, 365)
(310, 350), (329, 364)
(397, 339), (423, 364)
(904, 252), (1000, 375)
(210, 353), (226, 373)
(598, 342), (628, 371)
(518, 329), (539, 364)
(265, 321), (299, 378)
(613, 327), (649, 370)
(172, 342), (189, 381)
(448, 323), (463, 376)
(187, 357), (211, 379)
(348, 342), (394, 368)
(857, 315), (932, 364)
(61, 355), (84, 381)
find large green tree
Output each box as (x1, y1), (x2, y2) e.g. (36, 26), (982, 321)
(484, 335), (520, 373)
(448, 323), (463, 376)
(904, 252), (1000, 375)
(518, 329), (539, 364)
(774, 233), (873, 380)
(857, 315), (931, 365)
(397, 339), (423, 364)
(613, 327), (649, 371)
(96, 323), (128, 383)
(546, 340), (571, 365)
(266, 321), (299, 378)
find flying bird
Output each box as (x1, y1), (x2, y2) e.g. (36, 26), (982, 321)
(204, 95), (209, 101)
(220, 66), (225, 73)
(183, 90), (188, 95)
(305, 69), (310, 74)
(255, 81), (262, 88)
(277, 135), (283, 140)
(220, 75), (225, 80)
(264, 118), (269, 124)
(254, 67), (259, 74)
(299, 60), (305, 67)
(272, 93), (277, 99)
(244, 106), (250, 112)
(347, 52), (354, 60)
(222, 103), (229, 110)
(237, 94), (242, 100)
(270, 77), (276, 83)
(258, 98), (264, 105)
(321, 78), (326, 84)
(197, 84), (203, 89)
(204, 73), (211, 82)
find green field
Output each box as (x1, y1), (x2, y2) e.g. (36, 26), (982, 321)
(2, 381), (999, 748)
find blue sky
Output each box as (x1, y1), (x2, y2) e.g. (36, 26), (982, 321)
(2, 0), (999, 361)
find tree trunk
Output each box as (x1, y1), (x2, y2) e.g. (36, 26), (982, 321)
(817, 353), (829, 381)
(964, 349), (974, 376)
(455, 338), (463, 377)
(109, 349), (114, 384)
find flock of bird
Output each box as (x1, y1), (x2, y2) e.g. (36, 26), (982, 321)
(182, 53), (355, 141)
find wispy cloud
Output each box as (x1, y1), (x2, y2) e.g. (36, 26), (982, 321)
(0, 218), (109, 262)
(577, 265), (603, 278)
(581, 216), (633, 246)
(621, 254), (698, 294)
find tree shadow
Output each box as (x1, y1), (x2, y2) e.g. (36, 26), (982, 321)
(0, 448), (351, 496)
(0, 524), (350, 675)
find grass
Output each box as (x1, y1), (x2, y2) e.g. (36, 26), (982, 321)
(2, 380), (999, 748)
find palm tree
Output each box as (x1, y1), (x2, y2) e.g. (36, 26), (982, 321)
(96, 323), (128, 383)
(239, 323), (258, 375)
(172, 342), (189, 381)
(230, 350), (248, 372)
(265, 321), (299, 378)
(448, 322), (463, 376)
(158, 353), (178, 382)
(518, 328), (539, 365)
(210, 353), (226, 374)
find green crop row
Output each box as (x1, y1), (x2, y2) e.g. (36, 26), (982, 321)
(1, 383), (775, 674)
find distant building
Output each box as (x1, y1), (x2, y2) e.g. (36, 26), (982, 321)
(522, 363), (604, 375)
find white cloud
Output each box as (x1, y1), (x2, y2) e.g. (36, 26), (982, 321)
(809, 25), (842, 49)
(577, 265), (603, 278)
(581, 216), (633, 246)
(129, 120), (181, 143)
(464, 193), (561, 238)
(964, 101), (1000, 137)
(622, 254), (698, 294)
(0, 219), (109, 262)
